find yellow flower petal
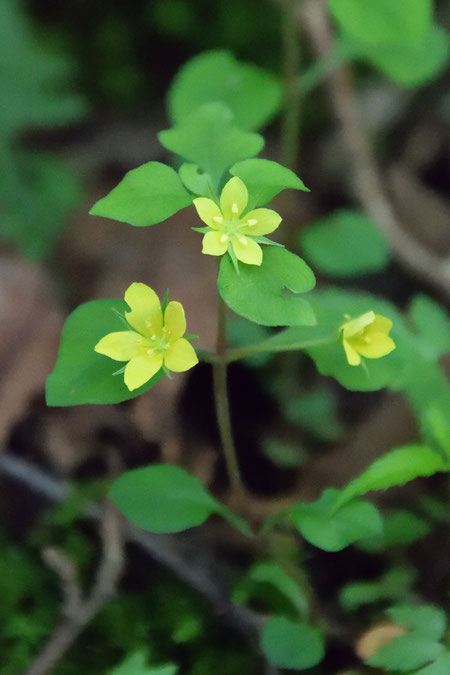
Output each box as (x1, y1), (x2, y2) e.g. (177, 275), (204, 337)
(370, 314), (393, 335)
(164, 338), (199, 372)
(94, 331), (146, 361)
(343, 338), (361, 366)
(193, 198), (223, 229)
(124, 282), (163, 337)
(352, 333), (396, 359)
(164, 301), (186, 339)
(240, 208), (282, 236)
(340, 311), (375, 338)
(220, 177), (248, 219)
(231, 236), (263, 266)
(124, 354), (163, 391)
(202, 230), (229, 256)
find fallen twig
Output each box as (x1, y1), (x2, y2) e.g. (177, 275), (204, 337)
(0, 453), (276, 672)
(25, 498), (125, 675)
(301, 0), (450, 301)
(41, 547), (82, 620)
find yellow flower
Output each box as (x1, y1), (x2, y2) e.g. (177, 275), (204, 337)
(339, 311), (396, 367)
(193, 176), (281, 266)
(95, 283), (198, 391)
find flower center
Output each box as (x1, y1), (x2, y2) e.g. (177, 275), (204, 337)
(213, 213), (258, 246)
(220, 218), (244, 240)
(143, 327), (171, 357)
(349, 329), (371, 346)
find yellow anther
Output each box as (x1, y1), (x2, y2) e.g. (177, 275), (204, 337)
(220, 234), (228, 243)
(231, 202), (239, 214)
(213, 216), (224, 223)
(247, 219), (258, 226)
(239, 236), (248, 245)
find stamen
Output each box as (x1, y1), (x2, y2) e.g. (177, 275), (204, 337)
(239, 236), (248, 245)
(213, 216), (223, 223)
(231, 202), (239, 214)
(247, 219), (258, 226)
(146, 348), (154, 355)
(220, 234), (228, 243)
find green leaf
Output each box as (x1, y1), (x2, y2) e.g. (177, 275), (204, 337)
(226, 316), (271, 366)
(90, 161), (192, 226)
(110, 650), (177, 675)
(0, 152), (81, 259)
(0, 0), (86, 138)
(168, 50), (282, 131)
(329, 0), (432, 48)
(409, 295), (450, 360)
(152, 0), (194, 38)
(388, 605), (446, 642)
(420, 495), (450, 524)
(261, 436), (308, 469)
(299, 209), (389, 277)
(178, 163), (212, 197)
(359, 24), (449, 86)
(416, 651), (450, 675)
(230, 158), (309, 210)
(260, 617), (324, 670)
(368, 635), (443, 671)
(339, 567), (416, 611)
(143, 667), (177, 675)
(218, 248), (316, 327)
(0, 545), (40, 621)
(402, 362), (450, 456)
(366, 605), (446, 671)
(109, 464), (251, 535)
(46, 299), (164, 406)
(337, 445), (446, 507)
(284, 388), (346, 442)
(421, 404), (450, 459)
(159, 103), (264, 190)
(357, 509), (430, 552)
(236, 562), (309, 618)
(289, 488), (382, 552)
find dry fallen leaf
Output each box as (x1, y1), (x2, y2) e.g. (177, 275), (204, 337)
(356, 621), (409, 661)
(0, 256), (63, 447)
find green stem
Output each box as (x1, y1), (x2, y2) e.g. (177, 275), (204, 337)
(280, 0), (302, 171)
(198, 335), (336, 365)
(212, 292), (246, 499)
(224, 335), (335, 364)
(195, 348), (218, 364)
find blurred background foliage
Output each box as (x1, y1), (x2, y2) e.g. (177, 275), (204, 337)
(0, 0), (449, 673)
